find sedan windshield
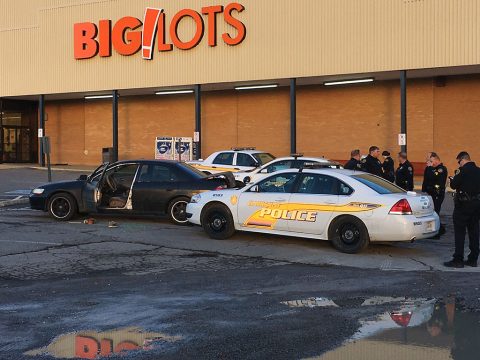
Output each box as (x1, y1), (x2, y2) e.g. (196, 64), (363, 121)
(352, 174), (406, 194)
(179, 163), (208, 178)
(253, 153), (275, 165)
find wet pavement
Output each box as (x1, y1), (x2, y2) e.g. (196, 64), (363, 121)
(2, 168), (480, 359)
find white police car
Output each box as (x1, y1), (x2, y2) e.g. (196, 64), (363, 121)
(186, 168), (440, 253)
(234, 154), (342, 184)
(188, 148), (275, 175)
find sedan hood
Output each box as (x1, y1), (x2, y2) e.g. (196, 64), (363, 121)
(34, 180), (86, 191)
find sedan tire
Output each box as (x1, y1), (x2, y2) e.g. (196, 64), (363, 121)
(48, 193), (78, 221)
(329, 215), (370, 254)
(201, 203), (236, 240)
(168, 197), (191, 225)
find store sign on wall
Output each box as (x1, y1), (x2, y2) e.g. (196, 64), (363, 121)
(74, 3), (246, 60)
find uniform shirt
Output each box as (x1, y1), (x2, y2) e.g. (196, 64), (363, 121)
(422, 163), (448, 196)
(450, 162), (480, 196)
(395, 160), (414, 191)
(344, 158), (363, 171)
(382, 156), (395, 182)
(362, 155), (383, 177)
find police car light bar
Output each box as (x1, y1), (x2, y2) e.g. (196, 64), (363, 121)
(324, 78), (375, 86)
(232, 147), (256, 151)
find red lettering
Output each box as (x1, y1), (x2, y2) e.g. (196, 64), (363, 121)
(74, 22), (99, 59)
(157, 13), (173, 52)
(75, 336), (100, 359)
(114, 341), (139, 353)
(112, 16), (142, 56)
(98, 20), (112, 57)
(100, 339), (113, 356)
(170, 9), (205, 50)
(222, 3), (246, 46)
(202, 5), (223, 47)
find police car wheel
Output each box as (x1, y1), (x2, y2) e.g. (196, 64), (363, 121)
(329, 216), (370, 254)
(201, 204), (235, 240)
(48, 192), (78, 221)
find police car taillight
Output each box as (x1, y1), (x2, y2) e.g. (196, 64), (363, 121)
(389, 199), (413, 215)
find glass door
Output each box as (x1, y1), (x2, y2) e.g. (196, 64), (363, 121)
(2, 127), (19, 162)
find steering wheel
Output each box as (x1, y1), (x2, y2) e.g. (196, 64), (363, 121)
(105, 174), (118, 192)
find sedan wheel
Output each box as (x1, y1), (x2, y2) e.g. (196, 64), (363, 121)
(329, 216), (369, 254)
(168, 197), (190, 225)
(48, 193), (77, 221)
(201, 204), (236, 240)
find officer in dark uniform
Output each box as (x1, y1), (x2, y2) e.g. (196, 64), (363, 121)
(381, 151), (395, 183)
(362, 146), (383, 177)
(344, 149), (364, 171)
(422, 152), (448, 236)
(444, 151), (480, 268)
(395, 152), (414, 191)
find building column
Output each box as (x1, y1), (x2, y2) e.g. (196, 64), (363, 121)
(290, 78), (297, 154)
(39, 95), (46, 166)
(194, 84), (202, 160)
(112, 90), (119, 163)
(400, 71), (407, 153)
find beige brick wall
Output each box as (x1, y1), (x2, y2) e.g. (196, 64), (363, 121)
(44, 76), (480, 174)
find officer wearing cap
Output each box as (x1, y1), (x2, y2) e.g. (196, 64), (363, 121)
(422, 152), (448, 236)
(382, 151), (395, 183)
(444, 151), (480, 268)
(395, 152), (414, 191)
(362, 146), (384, 177)
(344, 149), (364, 171)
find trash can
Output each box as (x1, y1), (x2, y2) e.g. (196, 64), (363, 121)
(102, 147), (114, 163)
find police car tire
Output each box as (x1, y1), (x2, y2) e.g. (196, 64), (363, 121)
(48, 192), (77, 221)
(201, 203), (235, 240)
(329, 216), (370, 254)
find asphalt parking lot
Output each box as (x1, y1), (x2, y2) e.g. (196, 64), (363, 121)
(1, 167), (480, 359)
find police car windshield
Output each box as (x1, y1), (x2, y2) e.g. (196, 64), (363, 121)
(253, 153), (275, 165)
(352, 174), (406, 194)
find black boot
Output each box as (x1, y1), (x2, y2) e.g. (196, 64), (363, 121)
(444, 259), (464, 268)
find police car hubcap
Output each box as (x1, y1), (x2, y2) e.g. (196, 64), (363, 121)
(341, 225), (359, 244)
(211, 215), (225, 231)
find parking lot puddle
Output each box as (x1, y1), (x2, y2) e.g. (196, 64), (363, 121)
(308, 297), (480, 359)
(24, 327), (181, 359)
(281, 297), (339, 308)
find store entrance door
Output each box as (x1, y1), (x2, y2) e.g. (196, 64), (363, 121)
(1, 126), (31, 163)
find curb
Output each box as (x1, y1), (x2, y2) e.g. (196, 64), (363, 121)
(29, 166), (92, 173)
(0, 197), (30, 208)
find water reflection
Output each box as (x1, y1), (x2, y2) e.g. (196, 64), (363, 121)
(316, 296), (480, 360)
(25, 327), (181, 359)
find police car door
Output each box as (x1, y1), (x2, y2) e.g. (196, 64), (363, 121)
(237, 173), (298, 232)
(287, 173), (339, 236)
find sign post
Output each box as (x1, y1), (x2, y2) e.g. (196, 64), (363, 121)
(41, 137), (52, 182)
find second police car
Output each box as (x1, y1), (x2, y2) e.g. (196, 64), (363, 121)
(188, 148), (275, 174)
(233, 154), (342, 184)
(186, 167), (440, 253)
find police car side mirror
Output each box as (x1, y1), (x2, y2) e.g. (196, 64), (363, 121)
(249, 185), (259, 193)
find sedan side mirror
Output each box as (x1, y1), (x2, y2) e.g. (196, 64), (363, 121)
(78, 174), (88, 181)
(249, 185), (259, 192)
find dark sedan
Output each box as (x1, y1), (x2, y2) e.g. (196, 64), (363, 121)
(30, 160), (238, 225)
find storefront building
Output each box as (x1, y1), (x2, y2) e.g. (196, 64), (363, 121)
(1, 0), (480, 171)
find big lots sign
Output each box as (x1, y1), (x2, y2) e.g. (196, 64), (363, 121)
(74, 3), (246, 60)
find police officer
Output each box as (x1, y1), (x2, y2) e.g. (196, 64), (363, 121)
(444, 152), (480, 268)
(381, 151), (395, 183)
(422, 152), (448, 236)
(362, 146), (384, 177)
(344, 149), (364, 171)
(395, 152), (414, 191)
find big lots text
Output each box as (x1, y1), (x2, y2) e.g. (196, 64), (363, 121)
(74, 3), (246, 60)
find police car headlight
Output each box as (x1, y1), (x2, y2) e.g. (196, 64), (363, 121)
(191, 194), (201, 203)
(32, 188), (45, 195)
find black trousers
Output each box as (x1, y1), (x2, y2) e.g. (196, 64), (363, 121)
(432, 192), (445, 215)
(453, 201), (480, 262)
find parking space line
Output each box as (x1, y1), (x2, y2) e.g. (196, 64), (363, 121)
(0, 240), (58, 245)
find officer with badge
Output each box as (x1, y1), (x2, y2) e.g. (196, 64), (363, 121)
(444, 152), (480, 268)
(381, 151), (395, 183)
(363, 146), (384, 177)
(422, 152), (448, 236)
(395, 152), (414, 191)
(344, 149), (364, 171)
